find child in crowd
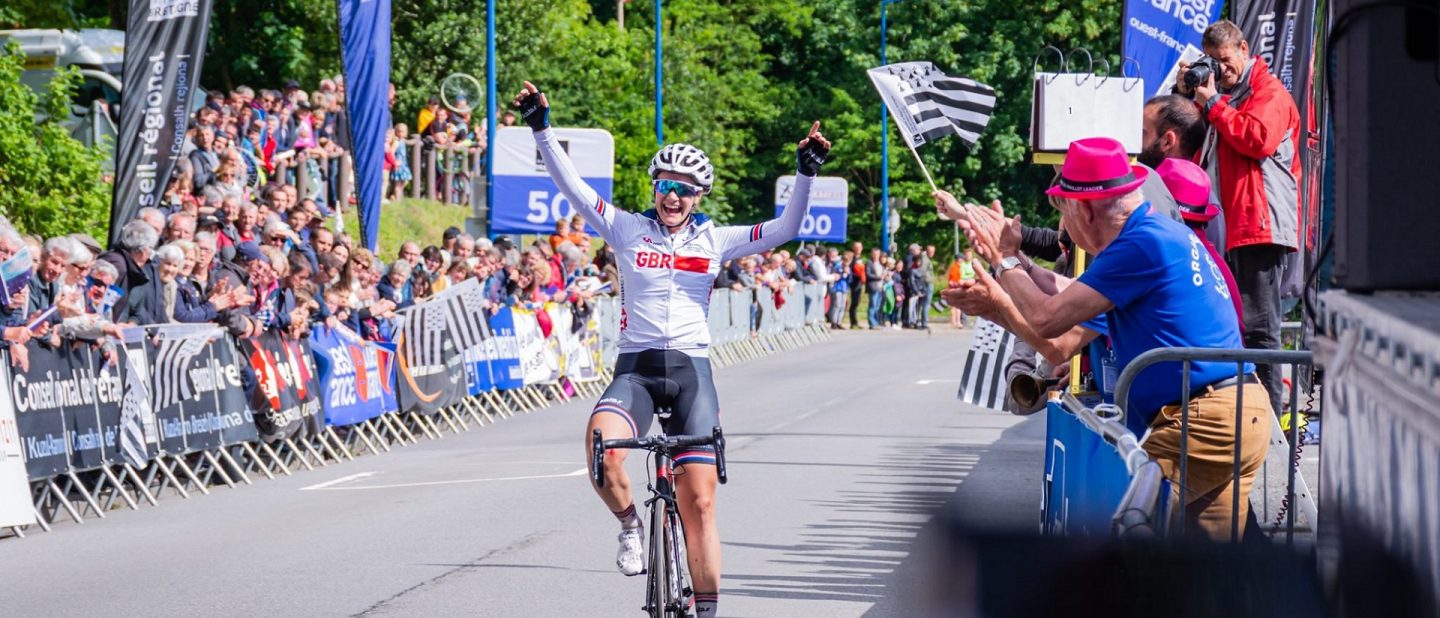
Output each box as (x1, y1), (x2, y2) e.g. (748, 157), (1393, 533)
(384, 123), (410, 201)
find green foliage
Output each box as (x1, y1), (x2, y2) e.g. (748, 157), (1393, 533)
(204, 0), (340, 91)
(0, 43), (111, 240)
(340, 197), (467, 259)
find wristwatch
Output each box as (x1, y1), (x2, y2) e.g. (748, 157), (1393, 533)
(997, 255), (1027, 275)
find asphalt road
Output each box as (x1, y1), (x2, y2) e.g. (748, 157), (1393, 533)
(0, 326), (1045, 617)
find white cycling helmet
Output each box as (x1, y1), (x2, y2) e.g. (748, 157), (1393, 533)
(648, 143), (714, 191)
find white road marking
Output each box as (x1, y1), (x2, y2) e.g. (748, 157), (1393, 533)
(300, 472), (376, 491)
(914, 379), (960, 385)
(311, 467), (588, 491)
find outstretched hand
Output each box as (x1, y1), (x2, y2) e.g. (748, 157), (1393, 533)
(960, 200), (1021, 266)
(511, 81), (551, 132)
(933, 190), (964, 221)
(796, 121), (831, 177)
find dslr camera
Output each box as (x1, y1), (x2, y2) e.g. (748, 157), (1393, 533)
(1183, 56), (1224, 92)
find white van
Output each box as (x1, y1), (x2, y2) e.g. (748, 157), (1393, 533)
(0, 28), (126, 153)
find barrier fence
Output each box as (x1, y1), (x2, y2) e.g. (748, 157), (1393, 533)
(1044, 346), (1320, 544)
(0, 282), (831, 538)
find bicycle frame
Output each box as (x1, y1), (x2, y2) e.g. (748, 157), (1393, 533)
(592, 427), (727, 618)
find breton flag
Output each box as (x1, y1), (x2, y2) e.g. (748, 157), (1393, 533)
(436, 278), (488, 353)
(957, 318), (1017, 411)
(119, 352), (155, 468)
(867, 61), (996, 149)
(153, 330), (212, 409)
(400, 302), (450, 368)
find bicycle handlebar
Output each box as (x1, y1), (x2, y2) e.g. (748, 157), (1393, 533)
(590, 427), (729, 488)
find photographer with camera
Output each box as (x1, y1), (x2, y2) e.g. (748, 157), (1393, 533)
(1174, 20), (1300, 416)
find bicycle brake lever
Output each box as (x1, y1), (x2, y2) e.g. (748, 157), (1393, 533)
(590, 429), (605, 488)
(713, 426), (728, 485)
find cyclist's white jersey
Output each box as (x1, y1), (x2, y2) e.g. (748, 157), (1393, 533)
(534, 128), (813, 358)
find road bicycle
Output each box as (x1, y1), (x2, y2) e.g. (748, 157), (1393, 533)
(592, 426), (728, 618)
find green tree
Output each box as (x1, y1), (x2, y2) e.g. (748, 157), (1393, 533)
(203, 0), (340, 91)
(0, 43), (112, 240)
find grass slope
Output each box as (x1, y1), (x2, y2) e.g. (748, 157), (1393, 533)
(338, 198), (469, 258)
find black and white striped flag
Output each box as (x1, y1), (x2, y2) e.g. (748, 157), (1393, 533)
(957, 318), (1017, 410)
(400, 302), (450, 368)
(154, 331), (210, 409)
(435, 278), (488, 353)
(119, 352), (154, 468)
(867, 61), (996, 148)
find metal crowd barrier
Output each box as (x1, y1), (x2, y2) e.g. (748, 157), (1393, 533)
(591, 286), (830, 371)
(1114, 347), (1319, 544)
(1051, 393), (1169, 539)
(2, 281), (831, 540)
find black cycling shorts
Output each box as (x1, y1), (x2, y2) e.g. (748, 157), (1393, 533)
(591, 349), (720, 467)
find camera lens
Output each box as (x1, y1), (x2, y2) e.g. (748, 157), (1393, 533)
(1184, 64), (1211, 88)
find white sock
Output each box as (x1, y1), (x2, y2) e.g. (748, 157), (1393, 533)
(695, 593), (718, 617)
(613, 503), (641, 530)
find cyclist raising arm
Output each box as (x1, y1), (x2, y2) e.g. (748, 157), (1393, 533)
(513, 81), (830, 618)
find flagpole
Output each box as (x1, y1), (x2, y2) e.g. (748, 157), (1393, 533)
(901, 138), (938, 192)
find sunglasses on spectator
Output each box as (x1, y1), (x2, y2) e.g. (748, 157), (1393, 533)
(653, 179), (704, 198)
(266, 235), (287, 245)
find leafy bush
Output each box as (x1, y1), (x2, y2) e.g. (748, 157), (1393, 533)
(0, 41), (112, 240)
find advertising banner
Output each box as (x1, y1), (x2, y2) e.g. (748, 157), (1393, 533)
(485, 306), (525, 390)
(1232, 0), (1316, 108)
(110, 0), (215, 243)
(11, 344), (80, 479)
(1041, 401), (1135, 537)
(515, 308), (559, 385)
(0, 356), (36, 527)
(240, 331), (317, 442)
(1122, 0), (1224, 97)
(337, 0), (393, 252)
(773, 175), (849, 243)
(310, 325), (390, 427)
(492, 126), (614, 235)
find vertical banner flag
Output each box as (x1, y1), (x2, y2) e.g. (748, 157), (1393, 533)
(774, 175), (849, 243)
(1233, 0), (1317, 108)
(956, 319), (1017, 411)
(111, 0), (215, 245)
(1233, 0), (1316, 301)
(492, 126), (615, 234)
(338, 0), (393, 253)
(1122, 0), (1224, 97)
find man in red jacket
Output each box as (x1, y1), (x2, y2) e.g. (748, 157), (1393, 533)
(1178, 20), (1300, 415)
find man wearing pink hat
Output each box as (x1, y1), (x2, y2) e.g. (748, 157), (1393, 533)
(939, 136), (1272, 540)
(1158, 158), (1244, 329)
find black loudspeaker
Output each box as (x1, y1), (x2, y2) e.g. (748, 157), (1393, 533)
(1331, 1), (1440, 291)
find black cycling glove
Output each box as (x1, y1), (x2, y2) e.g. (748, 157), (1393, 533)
(516, 89), (550, 132)
(797, 138), (829, 177)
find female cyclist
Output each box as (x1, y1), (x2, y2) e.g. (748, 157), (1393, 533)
(512, 81), (830, 618)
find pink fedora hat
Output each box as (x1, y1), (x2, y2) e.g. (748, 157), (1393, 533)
(1156, 157), (1220, 223)
(1045, 137), (1148, 200)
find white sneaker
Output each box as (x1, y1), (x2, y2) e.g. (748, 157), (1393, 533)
(616, 524), (646, 576)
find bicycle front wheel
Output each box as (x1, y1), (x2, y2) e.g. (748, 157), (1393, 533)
(669, 509), (694, 617)
(648, 502), (670, 618)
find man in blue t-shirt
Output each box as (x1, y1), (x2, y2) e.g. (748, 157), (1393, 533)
(934, 137), (1272, 540)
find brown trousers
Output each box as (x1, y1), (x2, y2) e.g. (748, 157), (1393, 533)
(1142, 382), (1273, 541)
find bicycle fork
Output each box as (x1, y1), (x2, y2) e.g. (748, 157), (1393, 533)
(644, 461), (691, 616)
